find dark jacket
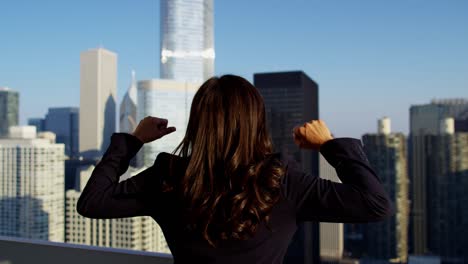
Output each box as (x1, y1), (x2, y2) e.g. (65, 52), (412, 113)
(77, 133), (394, 264)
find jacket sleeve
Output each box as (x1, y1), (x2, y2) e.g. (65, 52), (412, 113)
(76, 133), (164, 219)
(282, 138), (394, 223)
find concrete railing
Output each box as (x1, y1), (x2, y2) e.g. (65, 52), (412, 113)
(0, 236), (173, 264)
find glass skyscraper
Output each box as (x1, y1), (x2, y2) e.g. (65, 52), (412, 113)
(0, 87), (19, 138)
(137, 79), (200, 167)
(160, 0), (214, 82)
(44, 107), (79, 158)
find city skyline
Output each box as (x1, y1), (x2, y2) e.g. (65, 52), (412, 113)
(0, 0), (467, 138)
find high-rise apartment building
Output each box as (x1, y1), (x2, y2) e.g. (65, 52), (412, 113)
(160, 0), (214, 82)
(254, 71), (319, 264)
(136, 79), (199, 167)
(319, 155), (344, 262)
(0, 87), (19, 138)
(0, 126), (65, 242)
(409, 99), (468, 254)
(362, 117), (409, 263)
(65, 166), (169, 253)
(79, 48), (117, 159)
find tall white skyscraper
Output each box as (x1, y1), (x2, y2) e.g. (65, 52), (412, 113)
(160, 0), (214, 82)
(79, 48), (117, 158)
(137, 79), (199, 167)
(119, 70), (138, 133)
(65, 166), (169, 253)
(319, 154), (344, 261)
(0, 126), (65, 242)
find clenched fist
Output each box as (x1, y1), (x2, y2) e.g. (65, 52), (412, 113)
(293, 119), (333, 150)
(132, 116), (176, 144)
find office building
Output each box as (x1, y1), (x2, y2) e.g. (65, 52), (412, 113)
(409, 99), (468, 254)
(423, 118), (468, 263)
(319, 155), (344, 261)
(0, 126), (65, 242)
(160, 0), (214, 82)
(28, 118), (45, 132)
(65, 166), (169, 253)
(254, 71), (319, 264)
(119, 70), (138, 134)
(362, 117), (409, 263)
(44, 107), (79, 158)
(0, 87), (19, 138)
(79, 48), (117, 158)
(136, 79), (199, 167)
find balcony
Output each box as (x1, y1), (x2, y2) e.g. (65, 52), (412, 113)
(0, 236), (173, 264)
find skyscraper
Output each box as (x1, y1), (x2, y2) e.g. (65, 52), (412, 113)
(160, 0), (214, 82)
(319, 155), (344, 262)
(44, 107), (79, 158)
(423, 118), (468, 263)
(79, 48), (117, 158)
(409, 99), (468, 254)
(136, 79), (199, 167)
(362, 117), (409, 263)
(0, 126), (65, 242)
(0, 87), (19, 138)
(119, 70), (138, 134)
(254, 71), (319, 264)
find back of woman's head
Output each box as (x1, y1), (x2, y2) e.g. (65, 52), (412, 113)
(173, 74), (285, 246)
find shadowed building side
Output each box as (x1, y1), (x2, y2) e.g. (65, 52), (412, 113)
(254, 71), (319, 264)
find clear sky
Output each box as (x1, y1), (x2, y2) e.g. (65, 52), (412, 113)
(0, 0), (467, 138)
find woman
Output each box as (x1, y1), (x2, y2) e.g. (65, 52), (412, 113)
(77, 75), (393, 263)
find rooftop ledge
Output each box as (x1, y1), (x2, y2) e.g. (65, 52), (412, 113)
(0, 236), (173, 264)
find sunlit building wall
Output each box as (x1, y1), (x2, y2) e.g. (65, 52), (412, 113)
(319, 154), (344, 261)
(65, 166), (169, 253)
(79, 48), (117, 158)
(0, 126), (65, 242)
(160, 0), (214, 82)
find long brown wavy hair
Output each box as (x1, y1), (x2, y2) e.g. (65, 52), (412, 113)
(169, 75), (285, 247)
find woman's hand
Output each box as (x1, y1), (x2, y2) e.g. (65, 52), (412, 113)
(132, 116), (176, 144)
(293, 119), (333, 150)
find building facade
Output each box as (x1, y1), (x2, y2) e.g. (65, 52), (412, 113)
(254, 71), (320, 264)
(0, 87), (19, 138)
(0, 126), (65, 242)
(79, 48), (117, 159)
(119, 70), (138, 134)
(423, 120), (468, 263)
(65, 166), (169, 253)
(136, 79), (199, 167)
(409, 99), (468, 254)
(44, 107), (79, 158)
(28, 118), (46, 132)
(319, 154), (344, 261)
(361, 117), (409, 263)
(160, 0), (214, 82)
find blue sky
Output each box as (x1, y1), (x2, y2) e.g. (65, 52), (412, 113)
(0, 0), (467, 138)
